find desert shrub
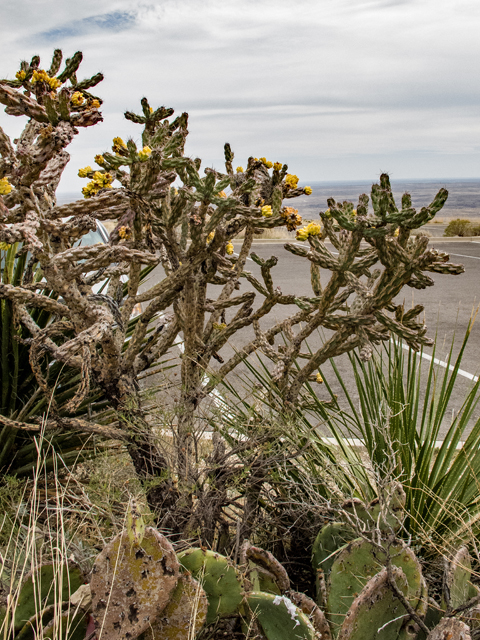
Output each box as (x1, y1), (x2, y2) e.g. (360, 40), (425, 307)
(444, 218), (474, 236)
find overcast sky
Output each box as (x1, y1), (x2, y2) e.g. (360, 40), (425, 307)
(1, 0), (479, 195)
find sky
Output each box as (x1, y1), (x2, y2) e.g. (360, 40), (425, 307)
(0, 0), (479, 195)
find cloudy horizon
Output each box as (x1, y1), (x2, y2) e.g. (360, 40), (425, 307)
(1, 0), (479, 195)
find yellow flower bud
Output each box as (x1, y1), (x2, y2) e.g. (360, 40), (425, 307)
(78, 166), (93, 178)
(261, 205), (273, 217)
(138, 146), (152, 162)
(304, 186), (312, 195)
(207, 231), (215, 243)
(149, 106), (154, 113)
(285, 174), (299, 189)
(213, 322), (227, 331)
(95, 154), (105, 166)
(226, 242), (234, 255)
(90, 99), (101, 109)
(217, 191), (227, 198)
(118, 226), (131, 240)
(71, 91), (84, 107)
(236, 166), (244, 173)
(394, 228), (400, 237)
(0, 177), (13, 195)
(316, 373), (323, 384)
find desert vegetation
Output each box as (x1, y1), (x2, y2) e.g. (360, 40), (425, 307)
(0, 49), (479, 640)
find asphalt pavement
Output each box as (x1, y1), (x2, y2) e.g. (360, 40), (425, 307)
(143, 239), (480, 438)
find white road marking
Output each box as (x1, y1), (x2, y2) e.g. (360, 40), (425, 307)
(396, 340), (478, 382)
(448, 253), (480, 260)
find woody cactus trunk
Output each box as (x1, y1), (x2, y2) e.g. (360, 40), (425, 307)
(0, 49), (464, 533)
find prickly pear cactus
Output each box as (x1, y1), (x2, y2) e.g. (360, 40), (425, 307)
(327, 538), (422, 634)
(444, 546), (475, 610)
(246, 592), (316, 640)
(41, 608), (89, 640)
(340, 483), (406, 533)
(178, 548), (244, 624)
(337, 566), (410, 640)
(14, 562), (84, 632)
(91, 527), (179, 640)
(312, 523), (354, 577)
(141, 575), (208, 640)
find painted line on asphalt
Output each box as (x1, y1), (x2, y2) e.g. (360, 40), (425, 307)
(448, 253), (480, 260)
(396, 341), (478, 382)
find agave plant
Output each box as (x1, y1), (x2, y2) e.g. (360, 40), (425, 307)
(216, 320), (480, 551)
(0, 243), (166, 476)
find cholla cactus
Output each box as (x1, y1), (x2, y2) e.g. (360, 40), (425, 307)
(0, 49), (464, 530)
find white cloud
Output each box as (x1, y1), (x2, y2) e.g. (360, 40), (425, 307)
(0, 0), (478, 193)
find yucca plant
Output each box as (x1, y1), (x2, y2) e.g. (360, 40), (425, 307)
(0, 243), (165, 476)
(217, 320), (480, 551)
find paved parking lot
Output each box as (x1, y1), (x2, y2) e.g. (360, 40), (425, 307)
(145, 239), (480, 435)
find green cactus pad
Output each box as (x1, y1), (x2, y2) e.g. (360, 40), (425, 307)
(14, 562), (84, 632)
(91, 527), (179, 640)
(246, 592), (316, 640)
(337, 566), (409, 640)
(42, 609), (88, 640)
(141, 574), (208, 640)
(445, 546), (473, 610)
(178, 548), (244, 624)
(327, 538), (422, 635)
(312, 522), (354, 576)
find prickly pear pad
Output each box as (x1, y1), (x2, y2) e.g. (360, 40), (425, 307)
(246, 592), (316, 640)
(327, 538), (422, 633)
(91, 527), (179, 640)
(337, 566), (409, 640)
(142, 575), (208, 640)
(178, 548), (244, 624)
(14, 562), (84, 632)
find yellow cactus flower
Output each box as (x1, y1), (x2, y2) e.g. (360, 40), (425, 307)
(71, 91), (84, 107)
(316, 373), (323, 384)
(0, 242), (11, 251)
(15, 70), (26, 81)
(149, 106), (154, 113)
(207, 231), (215, 243)
(285, 174), (299, 189)
(273, 162), (282, 171)
(261, 205), (273, 217)
(226, 242), (234, 255)
(217, 191), (227, 198)
(296, 228), (309, 242)
(305, 222), (322, 237)
(118, 226), (131, 240)
(236, 166), (244, 173)
(0, 177), (13, 195)
(352, 209), (357, 216)
(259, 157), (267, 164)
(324, 208), (331, 218)
(394, 228), (400, 237)
(78, 166), (93, 178)
(296, 221), (322, 241)
(89, 99), (101, 109)
(81, 171), (113, 198)
(304, 186), (312, 195)
(95, 154), (105, 166)
(138, 146), (152, 161)
(31, 69), (61, 91)
(265, 160), (273, 169)
(112, 137), (127, 155)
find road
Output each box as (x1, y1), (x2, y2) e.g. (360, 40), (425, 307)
(143, 240), (480, 437)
